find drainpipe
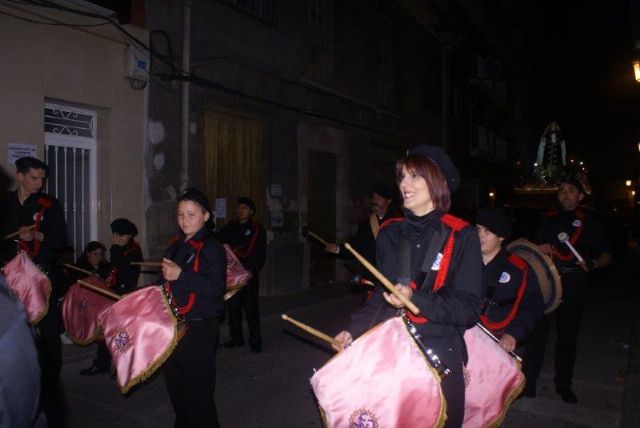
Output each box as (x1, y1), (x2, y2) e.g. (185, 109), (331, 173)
(180, 0), (191, 192)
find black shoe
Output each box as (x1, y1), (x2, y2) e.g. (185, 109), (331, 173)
(556, 388), (578, 404)
(220, 340), (244, 349)
(80, 364), (110, 376)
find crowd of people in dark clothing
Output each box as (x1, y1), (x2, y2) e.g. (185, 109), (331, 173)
(0, 147), (613, 427)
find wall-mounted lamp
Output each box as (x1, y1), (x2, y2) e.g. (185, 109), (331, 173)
(626, 180), (632, 187)
(634, 60), (640, 82)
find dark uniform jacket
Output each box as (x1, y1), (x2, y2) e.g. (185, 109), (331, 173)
(350, 210), (484, 339)
(0, 275), (42, 428)
(109, 240), (143, 294)
(217, 220), (266, 275)
(336, 207), (402, 265)
(163, 228), (226, 321)
(536, 208), (609, 275)
(481, 249), (545, 344)
(0, 191), (67, 267)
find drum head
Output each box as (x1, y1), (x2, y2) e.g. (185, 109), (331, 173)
(507, 239), (562, 313)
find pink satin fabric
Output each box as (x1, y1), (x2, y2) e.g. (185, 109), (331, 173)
(463, 326), (525, 427)
(3, 252), (51, 324)
(311, 317), (446, 428)
(98, 286), (178, 393)
(224, 244), (252, 288)
(61, 276), (115, 345)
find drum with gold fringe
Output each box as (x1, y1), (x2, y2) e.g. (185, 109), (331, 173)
(61, 276), (115, 345)
(310, 317), (446, 428)
(462, 326), (525, 427)
(3, 251), (51, 324)
(98, 286), (179, 393)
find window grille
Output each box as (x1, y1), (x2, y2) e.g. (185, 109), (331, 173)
(44, 103), (97, 259)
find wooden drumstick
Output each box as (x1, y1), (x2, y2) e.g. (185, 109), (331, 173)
(306, 230), (330, 247)
(131, 261), (163, 266)
(78, 279), (121, 300)
(281, 314), (341, 347)
(63, 263), (94, 276)
(3, 224), (35, 240)
(344, 243), (420, 315)
(475, 322), (522, 362)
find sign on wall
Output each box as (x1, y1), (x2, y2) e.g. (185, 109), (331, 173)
(8, 143), (37, 165)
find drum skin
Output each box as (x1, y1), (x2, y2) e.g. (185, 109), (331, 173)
(310, 317), (446, 428)
(507, 239), (562, 314)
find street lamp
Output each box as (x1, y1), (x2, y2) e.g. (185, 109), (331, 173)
(626, 180), (632, 187)
(634, 60), (640, 82)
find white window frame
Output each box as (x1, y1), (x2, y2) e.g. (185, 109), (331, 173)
(44, 102), (98, 247)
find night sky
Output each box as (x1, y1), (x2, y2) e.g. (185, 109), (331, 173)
(525, 0), (638, 181)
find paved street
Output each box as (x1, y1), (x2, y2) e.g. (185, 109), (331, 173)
(59, 259), (638, 427)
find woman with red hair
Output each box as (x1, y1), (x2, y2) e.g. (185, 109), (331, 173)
(334, 145), (483, 427)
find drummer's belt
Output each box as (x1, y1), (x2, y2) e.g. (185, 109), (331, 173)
(402, 314), (452, 379)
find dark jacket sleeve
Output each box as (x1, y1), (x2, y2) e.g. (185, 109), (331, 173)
(37, 198), (67, 264)
(411, 226), (484, 329)
(110, 244), (143, 291)
(505, 268), (545, 343)
(348, 226), (401, 337)
(176, 242), (226, 300)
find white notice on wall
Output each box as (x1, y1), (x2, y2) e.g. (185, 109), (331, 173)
(8, 143), (37, 165)
(215, 198), (227, 219)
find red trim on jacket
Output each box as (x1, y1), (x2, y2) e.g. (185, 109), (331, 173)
(17, 196), (53, 257)
(405, 214), (468, 325)
(379, 217), (404, 231)
(233, 221), (260, 258)
(551, 208), (585, 261)
(479, 254), (528, 334)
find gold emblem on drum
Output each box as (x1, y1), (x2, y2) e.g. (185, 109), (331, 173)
(349, 407), (378, 428)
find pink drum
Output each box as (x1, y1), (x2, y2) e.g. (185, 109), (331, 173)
(463, 326), (525, 427)
(98, 286), (180, 393)
(3, 251), (51, 324)
(310, 317), (446, 428)
(223, 244), (252, 301)
(61, 276), (115, 345)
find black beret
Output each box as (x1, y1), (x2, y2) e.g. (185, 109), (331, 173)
(237, 196), (256, 212)
(407, 145), (460, 192)
(371, 183), (394, 200)
(110, 218), (138, 237)
(179, 187), (212, 216)
(476, 207), (512, 240)
(558, 175), (585, 194)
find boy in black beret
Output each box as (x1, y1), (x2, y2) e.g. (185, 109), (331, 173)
(476, 207), (544, 356)
(218, 197), (266, 352)
(80, 217), (143, 376)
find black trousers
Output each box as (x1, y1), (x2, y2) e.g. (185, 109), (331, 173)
(164, 318), (221, 428)
(37, 297), (64, 427)
(426, 335), (466, 428)
(523, 272), (588, 390)
(227, 277), (261, 347)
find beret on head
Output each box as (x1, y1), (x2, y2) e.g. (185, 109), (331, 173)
(371, 182), (394, 200)
(558, 175), (585, 194)
(180, 187), (212, 216)
(237, 196), (256, 212)
(110, 218), (138, 237)
(476, 207), (512, 240)
(407, 145), (461, 192)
